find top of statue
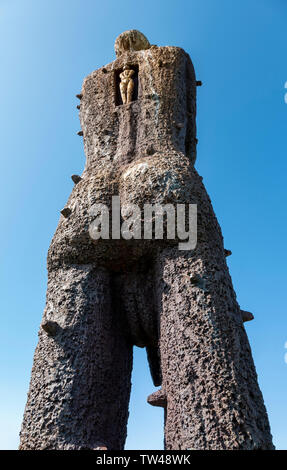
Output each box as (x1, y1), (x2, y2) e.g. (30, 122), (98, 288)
(114, 30), (151, 57)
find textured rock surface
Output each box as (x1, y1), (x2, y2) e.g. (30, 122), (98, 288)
(115, 30), (151, 57)
(20, 32), (274, 450)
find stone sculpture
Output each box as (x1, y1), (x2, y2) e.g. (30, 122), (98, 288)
(119, 65), (135, 104)
(19, 30), (274, 450)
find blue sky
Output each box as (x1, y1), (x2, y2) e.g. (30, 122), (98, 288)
(0, 0), (286, 450)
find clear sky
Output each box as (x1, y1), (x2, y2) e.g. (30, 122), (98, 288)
(0, 0), (286, 450)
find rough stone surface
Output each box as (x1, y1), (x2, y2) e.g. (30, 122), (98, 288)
(71, 174), (82, 184)
(20, 32), (274, 450)
(115, 30), (151, 57)
(241, 310), (254, 323)
(147, 389), (167, 408)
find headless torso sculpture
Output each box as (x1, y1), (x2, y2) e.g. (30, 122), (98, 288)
(20, 30), (274, 450)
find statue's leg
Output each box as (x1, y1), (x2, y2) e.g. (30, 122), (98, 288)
(19, 264), (132, 450)
(127, 81), (134, 103)
(155, 246), (274, 450)
(120, 83), (127, 104)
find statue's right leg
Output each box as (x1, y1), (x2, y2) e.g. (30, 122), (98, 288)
(19, 264), (133, 450)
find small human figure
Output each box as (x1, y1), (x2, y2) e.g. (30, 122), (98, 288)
(119, 65), (135, 104)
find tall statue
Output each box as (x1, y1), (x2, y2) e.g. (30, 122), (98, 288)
(119, 65), (135, 104)
(19, 30), (274, 450)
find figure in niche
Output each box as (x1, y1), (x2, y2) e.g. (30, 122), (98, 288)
(119, 65), (135, 104)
